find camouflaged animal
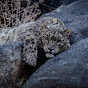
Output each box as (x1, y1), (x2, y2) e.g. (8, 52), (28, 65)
(0, 17), (71, 67)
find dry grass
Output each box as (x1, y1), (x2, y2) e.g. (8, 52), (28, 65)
(0, 0), (42, 29)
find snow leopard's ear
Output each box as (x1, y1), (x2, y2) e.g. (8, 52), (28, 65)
(64, 29), (71, 38)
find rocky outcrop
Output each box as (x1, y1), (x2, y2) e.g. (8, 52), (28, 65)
(22, 0), (88, 88)
(60, 0), (78, 5)
(0, 41), (24, 87)
(39, 0), (88, 44)
(0, 0), (88, 88)
(22, 37), (88, 88)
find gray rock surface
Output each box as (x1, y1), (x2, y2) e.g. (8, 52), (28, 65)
(60, 0), (78, 5)
(0, 0), (88, 88)
(22, 1), (88, 87)
(0, 41), (23, 87)
(39, 0), (88, 44)
(22, 37), (88, 88)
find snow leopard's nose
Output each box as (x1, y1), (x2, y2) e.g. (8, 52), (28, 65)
(48, 46), (54, 51)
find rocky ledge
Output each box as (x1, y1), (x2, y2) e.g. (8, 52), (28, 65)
(22, 0), (88, 88)
(0, 0), (88, 88)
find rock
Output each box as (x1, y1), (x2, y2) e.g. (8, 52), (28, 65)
(60, 0), (78, 5)
(0, 41), (24, 87)
(39, 0), (88, 44)
(22, 37), (88, 88)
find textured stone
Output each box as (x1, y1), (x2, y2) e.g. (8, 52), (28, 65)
(22, 38), (88, 88)
(0, 41), (23, 87)
(22, 1), (88, 87)
(39, 0), (88, 44)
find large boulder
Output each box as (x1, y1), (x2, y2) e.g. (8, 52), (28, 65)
(22, 37), (88, 88)
(60, 0), (78, 5)
(0, 41), (24, 87)
(22, 0), (88, 87)
(39, 0), (88, 44)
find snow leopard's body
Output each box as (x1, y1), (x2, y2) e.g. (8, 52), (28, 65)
(0, 17), (70, 66)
